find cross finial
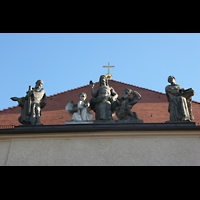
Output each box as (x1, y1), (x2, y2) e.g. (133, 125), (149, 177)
(103, 62), (115, 79)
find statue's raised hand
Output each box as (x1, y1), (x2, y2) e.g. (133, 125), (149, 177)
(89, 81), (94, 88)
(11, 97), (19, 101)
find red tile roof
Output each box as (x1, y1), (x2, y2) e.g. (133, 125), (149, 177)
(1, 80), (200, 126)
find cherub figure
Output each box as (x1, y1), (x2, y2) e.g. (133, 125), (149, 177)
(115, 89), (142, 121)
(65, 93), (93, 121)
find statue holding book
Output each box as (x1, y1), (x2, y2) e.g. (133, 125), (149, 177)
(165, 76), (195, 122)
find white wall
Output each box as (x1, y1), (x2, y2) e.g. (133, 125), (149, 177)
(1, 131), (200, 166)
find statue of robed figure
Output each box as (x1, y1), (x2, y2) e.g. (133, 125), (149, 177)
(89, 75), (118, 120)
(11, 80), (46, 125)
(165, 76), (195, 122)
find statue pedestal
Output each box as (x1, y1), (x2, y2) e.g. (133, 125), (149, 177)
(116, 119), (143, 123)
(65, 121), (94, 124)
(65, 119), (143, 124)
(165, 121), (195, 125)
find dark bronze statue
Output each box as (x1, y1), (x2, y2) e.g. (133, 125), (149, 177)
(89, 75), (118, 120)
(165, 76), (195, 122)
(115, 88), (143, 122)
(11, 80), (46, 125)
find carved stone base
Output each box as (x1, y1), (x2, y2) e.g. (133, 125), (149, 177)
(116, 119), (143, 123)
(65, 119), (143, 124)
(65, 121), (94, 124)
(165, 120), (196, 125)
(93, 119), (116, 124)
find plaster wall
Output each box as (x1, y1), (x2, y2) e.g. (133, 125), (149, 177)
(1, 131), (200, 166)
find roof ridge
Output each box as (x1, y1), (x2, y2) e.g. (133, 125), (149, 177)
(192, 100), (200, 104)
(110, 80), (166, 95)
(0, 82), (98, 112)
(47, 82), (99, 98)
(0, 105), (19, 112)
(1, 80), (199, 112)
(110, 80), (200, 104)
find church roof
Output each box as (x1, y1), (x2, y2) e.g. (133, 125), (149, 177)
(1, 80), (200, 127)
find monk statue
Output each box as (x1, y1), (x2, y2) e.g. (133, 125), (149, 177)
(11, 80), (46, 125)
(165, 76), (195, 122)
(89, 75), (118, 120)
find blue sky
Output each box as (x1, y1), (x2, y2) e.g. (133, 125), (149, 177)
(0, 33), (199, 111)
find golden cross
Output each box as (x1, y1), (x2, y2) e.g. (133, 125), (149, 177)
(103, 62), (115, 79)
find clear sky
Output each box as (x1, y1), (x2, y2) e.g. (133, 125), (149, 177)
(0, 33), (199, 111)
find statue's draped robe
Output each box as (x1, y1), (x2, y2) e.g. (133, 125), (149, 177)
(72, 101), (93, 121)
(90, 85), (118, 120)
(18, 89), (46, 125)
(165, 84), (190, 121)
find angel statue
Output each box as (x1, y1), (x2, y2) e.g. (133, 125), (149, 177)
(115, 88), (143, 122)
(65, 93), (93, 121)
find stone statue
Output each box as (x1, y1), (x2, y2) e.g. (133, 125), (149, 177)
(115, 88), (143, 122)
(165, 76), (195, 122)
(65, 93), (93, 121)
(89, 75), (118, 120)
(11, 80), (46, 125)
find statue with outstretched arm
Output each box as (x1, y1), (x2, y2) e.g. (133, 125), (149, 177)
(89, 75), (118, 120)
(11, 80), (46, 125)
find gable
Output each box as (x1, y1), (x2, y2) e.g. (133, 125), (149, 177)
(1, 80), (200, 127)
